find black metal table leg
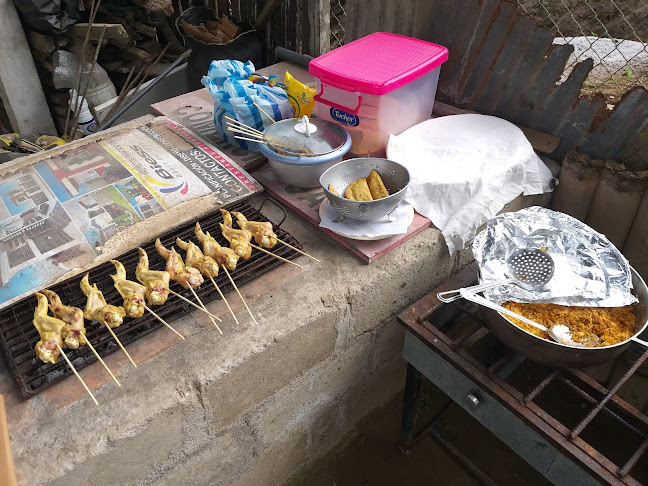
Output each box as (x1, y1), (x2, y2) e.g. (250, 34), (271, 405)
(399, 361), (423, 454)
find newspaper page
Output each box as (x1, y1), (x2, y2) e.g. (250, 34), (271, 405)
(0, 117), (261, 310)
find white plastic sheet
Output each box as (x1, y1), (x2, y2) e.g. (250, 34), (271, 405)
(386, 114), (553, 253)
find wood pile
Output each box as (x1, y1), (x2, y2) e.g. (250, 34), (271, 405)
(25, 5), (184, 135)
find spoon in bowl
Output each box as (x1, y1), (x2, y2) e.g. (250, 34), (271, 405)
(459, 288), (595, 347)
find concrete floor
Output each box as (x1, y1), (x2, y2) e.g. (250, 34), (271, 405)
(284, 378), (551, 486)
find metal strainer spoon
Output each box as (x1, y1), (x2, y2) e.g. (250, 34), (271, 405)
(438, 248), (555, 303)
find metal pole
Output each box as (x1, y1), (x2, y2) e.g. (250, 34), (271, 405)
(98, 49), (192, 131)
(0, 0), (56, 136)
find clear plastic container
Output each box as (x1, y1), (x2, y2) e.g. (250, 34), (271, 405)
(309, 32), (448, 157)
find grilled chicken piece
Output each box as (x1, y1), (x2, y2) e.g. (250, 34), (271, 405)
(195, 222), (239, 271)
(41, 289), (87, 349)
(219, 209), (252, 259)
(33, 292), (65, 364)
(231, 211), (277, 248)
(80, 274), (126, 328)
(176, 237), (219, 278)
(136, 247), (171, 306)
(110, 260), (147, 318)
(155, 238), (204, 289)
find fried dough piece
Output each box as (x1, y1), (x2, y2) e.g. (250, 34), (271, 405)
(328, 184), (340, 197)
(345, 178), (372, 201)
(367, 169), (389, 199)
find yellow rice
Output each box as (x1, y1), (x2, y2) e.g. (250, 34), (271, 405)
(501, 301), (636, 347)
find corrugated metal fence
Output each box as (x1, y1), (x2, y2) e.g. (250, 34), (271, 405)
(216, 0), (648, 168)
(343, 0), (648, 168)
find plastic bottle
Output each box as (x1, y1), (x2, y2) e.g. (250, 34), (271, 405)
(69, 89), (98, 135)
(54, 51), (117, 111)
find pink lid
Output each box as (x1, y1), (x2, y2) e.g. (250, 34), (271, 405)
(308, 32), (448, 95)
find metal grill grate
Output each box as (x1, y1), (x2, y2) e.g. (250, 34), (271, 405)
(0, 200), (303, 398)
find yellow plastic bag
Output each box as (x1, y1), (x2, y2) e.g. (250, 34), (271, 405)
(284, 71), (316, 117)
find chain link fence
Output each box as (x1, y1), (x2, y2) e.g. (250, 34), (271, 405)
(516, 1), (648, 101)
(330, 0), (346, 50)
(516, 0), (648, 166)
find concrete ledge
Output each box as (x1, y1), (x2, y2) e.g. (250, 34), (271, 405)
(2, 190), (551, 486)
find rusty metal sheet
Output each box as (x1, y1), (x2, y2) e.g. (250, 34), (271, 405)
(340, 0), (648, 169)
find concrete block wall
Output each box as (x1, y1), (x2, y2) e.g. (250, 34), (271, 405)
(3, 192), (550, 486)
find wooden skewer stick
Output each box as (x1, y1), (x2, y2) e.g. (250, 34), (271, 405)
(222, 266), (258, 326)
(228, 127), (265, 139)
(167, 288), (222, 321)
(276, 239), (320, 263)
(56, 344), (99, 406)
(208, 275), (239, 326)
(251, 244), (303, 269)
(227, 126), (266, 139)
(254, 102), (276, 123)
(234, 135), (270, 145)
(224, 116), (264, 135)
(188, 286), (222, 335)
(86, 339), (121, 387)
(144, 305), (185, 340)
(226, 123), (265, 138)
(105, 325), (137, 368)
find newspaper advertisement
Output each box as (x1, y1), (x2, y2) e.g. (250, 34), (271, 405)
(0, 117), (261, 310)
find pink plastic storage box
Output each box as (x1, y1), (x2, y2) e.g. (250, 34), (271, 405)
(308, 32), (448, 157)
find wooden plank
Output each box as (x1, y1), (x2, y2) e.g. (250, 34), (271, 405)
(0, 396), (18, 486)
(27, 30), (55, 53)
(306, 0), (329, 56)
(66, 23), (131, 42)
(433, 101), (560, 154)
(256, 0), (284, 30)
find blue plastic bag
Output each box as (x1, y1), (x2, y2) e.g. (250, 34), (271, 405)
(202, 60), (293, 151)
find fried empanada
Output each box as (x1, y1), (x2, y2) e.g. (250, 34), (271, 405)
(328, 184), (340, 197)
(345, 178), (373, 201)
(367, 170), (389, 199)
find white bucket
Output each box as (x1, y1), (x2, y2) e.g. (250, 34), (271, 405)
(85, 80), (117, 111)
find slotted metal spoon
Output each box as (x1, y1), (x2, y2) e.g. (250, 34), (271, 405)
(438, 248), (555, 303)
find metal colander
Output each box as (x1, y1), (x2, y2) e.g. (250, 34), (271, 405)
(319, 158), (410, 221)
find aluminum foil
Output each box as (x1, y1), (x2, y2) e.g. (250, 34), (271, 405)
(472, 206), (637, 307)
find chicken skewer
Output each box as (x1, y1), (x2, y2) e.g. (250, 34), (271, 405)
(42, 289), (120, 387)
(136, 247), (218, 318)
(80, 274), (136, 368)
(196, 222), (258, 325)
(155, 238), (222, 334)
(231, 211), (319, 262)
(110, 260), (185, 341)
(136, 247), (170, 306)
(195, 222), (239, 270)
(33, 292), (98, 405)
(176, 236), (239, 326)
(220, 209), (253, 259)
(225, 210), (301, 268)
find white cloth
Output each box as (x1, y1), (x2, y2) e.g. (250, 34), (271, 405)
(319, 200), (412, 239)
(386, 114), (553, 253)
